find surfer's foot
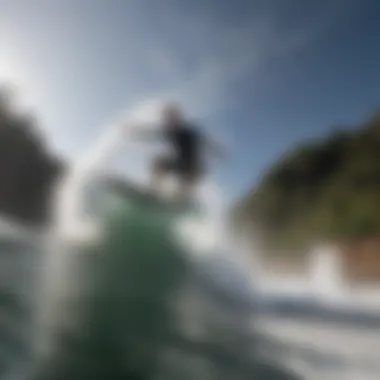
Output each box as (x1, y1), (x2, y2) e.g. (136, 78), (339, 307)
(172, 192), (189, 204)
(172, 183), (194, 204)
(150, 167), (165, 194)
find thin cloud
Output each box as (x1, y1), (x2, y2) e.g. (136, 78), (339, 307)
(0, 0), (352, 154)
(62, 0), (350, 197)
(129, 0), (349, 121)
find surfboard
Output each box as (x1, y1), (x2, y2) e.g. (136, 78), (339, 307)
(105, 177), (198, 213)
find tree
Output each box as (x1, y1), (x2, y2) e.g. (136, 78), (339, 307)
(0, 86), (65, 225)
(235, 111), (380, 257)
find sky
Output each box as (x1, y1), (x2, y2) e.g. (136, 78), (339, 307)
(1, 0), (380, 200)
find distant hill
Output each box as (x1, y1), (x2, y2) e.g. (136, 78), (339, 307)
(235, 110), (380, 260)
(0, 86), (65, 225)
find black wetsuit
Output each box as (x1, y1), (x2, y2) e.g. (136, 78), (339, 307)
(158, 123), (204, 181)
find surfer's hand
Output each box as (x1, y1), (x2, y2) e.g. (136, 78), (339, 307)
(124, 123), (159, 142)
(124, 123), (140, 139)
(207, 138), (228, 160)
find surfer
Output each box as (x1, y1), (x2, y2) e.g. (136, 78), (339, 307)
(128, 103), (226, 202)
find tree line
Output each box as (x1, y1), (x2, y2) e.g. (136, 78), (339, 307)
(235, 110), (380, 256)
(0, 86), (64, 226)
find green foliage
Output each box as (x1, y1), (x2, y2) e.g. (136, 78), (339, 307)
(0, 85), (64, 224)
(236, 111), (380, 255)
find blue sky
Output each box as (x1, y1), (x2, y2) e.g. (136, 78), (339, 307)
(1, 0), (380, 199)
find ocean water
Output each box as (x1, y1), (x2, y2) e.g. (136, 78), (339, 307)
(257, 315), (380, 380)
(0, 173), (379, 380)
(0, 216), (295, 380)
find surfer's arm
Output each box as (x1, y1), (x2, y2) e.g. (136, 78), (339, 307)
(126, 124), (161, 142)
(205, 136), (228, 159)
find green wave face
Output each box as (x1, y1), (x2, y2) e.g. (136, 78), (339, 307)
(32, 177), (198, 380)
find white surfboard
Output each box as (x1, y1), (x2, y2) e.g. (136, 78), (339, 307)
(106, 177), (198, 213)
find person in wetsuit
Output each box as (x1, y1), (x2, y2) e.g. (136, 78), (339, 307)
(130, 103), (226, 201)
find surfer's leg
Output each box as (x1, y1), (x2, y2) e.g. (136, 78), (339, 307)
(151, 157), (165, 192)
(175, 178), (196, 202)
(151, 156), (172, 193)
(175, 164), (203, 202)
